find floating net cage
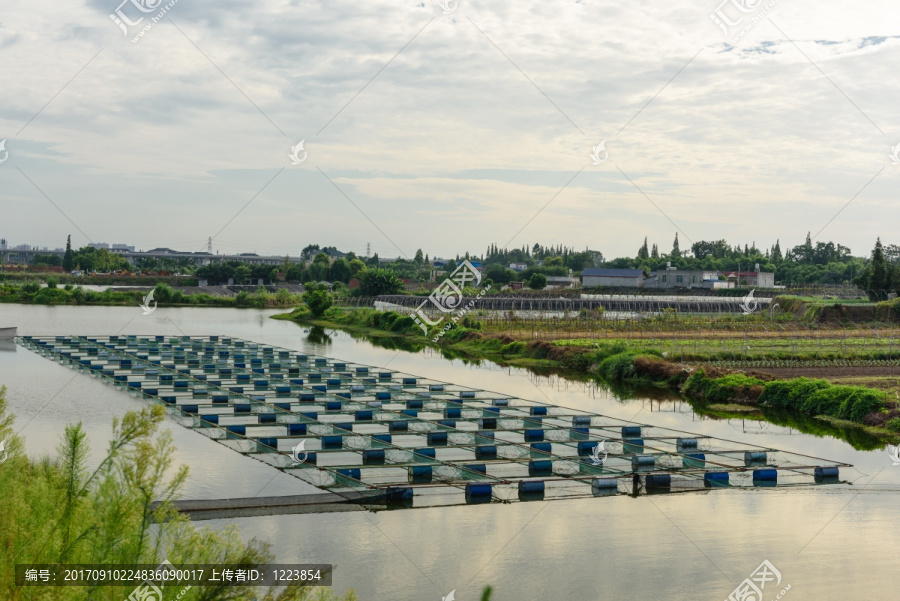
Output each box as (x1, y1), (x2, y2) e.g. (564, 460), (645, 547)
(20, 335), (850, 508)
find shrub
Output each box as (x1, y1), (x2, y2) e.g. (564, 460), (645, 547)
(389, 315), (415, 332)
(32, 287), (70, 305)
(596, 352), (642, 381)
(45, 277), (58, 288)
(758, 378), (830, 410)
(886, 418), (900, 432)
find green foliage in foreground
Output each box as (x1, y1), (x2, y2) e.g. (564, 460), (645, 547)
(0, 386), (355, 601)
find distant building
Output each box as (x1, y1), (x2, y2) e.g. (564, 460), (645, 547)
(545, 276), (578, 289)
(722, 270), (775, 287)
(645, 265), (722, 289)
(581, 268), (650, 288)
(509, 263), (528, 272)
(88, 242), (110, 250)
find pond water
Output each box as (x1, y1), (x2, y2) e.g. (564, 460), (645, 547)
(1, 305), (898, 601)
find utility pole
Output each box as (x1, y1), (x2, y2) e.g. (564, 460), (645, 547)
(366, 242), (371, 258)
(207, 237), (212, 254)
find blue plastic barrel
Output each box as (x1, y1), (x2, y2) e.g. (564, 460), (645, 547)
(372, 433), (392, 444)
(704, 472), (729, 486)
(518, 481), (545, 494)
(429, 384), (444, 391)
(227, 425), (246, 435)
(577, 441), (599, 456)
(312, 385), (327, 392)
(385, 486), (413, 501)
(753, 468), (777, 481)
(288, 424), (307, 435)
(389, 421), (409, 432)
(375, 392), (392, 400)
(181, 404), (198, 414)
(493, 399), (509, 407)
(622, 426), (641, 437)
(623, 438), (644, 453)
(427, 432), (448, 445)
(480, 418), (497, 430)
(333, 422), (353, 432)
(632, 455), (655, 469)
(466, 464), (487, 474)
(322, 436), (343, 448)
(529, 460), (552, 475)
(524, 429), (544, 442)
(438, 419), (456, 428)
(410, 466), (432, 482)
(460, 391), (476, 399)
(745, 451), (767, 463)
(676, 437), (698, 449)
(592, 478), (617, 489)
(299, 394), (316, 402)
(475, 445), (497, 459)
(531, 406), (548, 416)
(683, 453), (706, 468)
(337, 468), (361, 480)
(814, 466), (839, 478)
(530, 442), (552, 455)
(403, 378), (417, 385)
(356, 410), (374, 421)
(363, 449), (385, 463)
(259, 414), (276, 424)
(258, 438), (278, 449)
(234, 404), (251, 413)
(407, 400), (424, 409)
(274, 402), (291, 411)
(326, 401), (342, 411)
(415, 448), (436, 458)
(646, 474), (671, 489)
(483, 407), (500, 414)
(300, 412), (318, 420)
(204, 415), (220, 425)
(573, 415), (592, 426)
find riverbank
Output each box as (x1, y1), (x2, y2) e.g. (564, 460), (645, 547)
(274, 305), (900, 444)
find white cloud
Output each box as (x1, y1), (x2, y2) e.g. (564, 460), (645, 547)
(0, 0), (898, 259)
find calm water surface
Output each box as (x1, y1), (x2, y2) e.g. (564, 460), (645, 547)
(1, 305), (898, 601)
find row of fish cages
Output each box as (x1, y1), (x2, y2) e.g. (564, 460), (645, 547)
(19, 335), (850, 508)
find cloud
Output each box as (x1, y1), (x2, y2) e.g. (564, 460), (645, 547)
(1, 0), (898, 258)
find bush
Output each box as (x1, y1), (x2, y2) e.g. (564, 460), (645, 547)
(303, 285), (333, 317)
(758, 378), (830, 410)
(886, 418), (900, 432)
(45, 277), (58, 288)
(527, 273), (547, 290)
(596, 352), (642, 381)
(32, 287), (70, 305)
(683, 371), (765, 403)
(389, 315), (415, 332)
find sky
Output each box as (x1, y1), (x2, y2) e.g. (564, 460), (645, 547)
(1, 0), (898, 261)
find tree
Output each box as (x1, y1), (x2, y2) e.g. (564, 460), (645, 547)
(328, 258), (352, 283)
(871, 237), (889, 293)
(543, 256), (564, 268)
(303, 284), (333, 317)
(358, 268), (403, 296)
(414, 249), (424, 265)
(485, 264), (514, 285)
(349, 259), (367, 276)
(234, 265), (252, 284)
(671, 233), (681, 259)
(638, 237), (649, 260)
(651, 244), (659, 259)
(63, 236), (75, 272)
(528, 273), (547, 290)
(300, 244), (320, 261)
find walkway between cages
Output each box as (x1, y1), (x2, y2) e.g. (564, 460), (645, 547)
(20, 335), (850, 511)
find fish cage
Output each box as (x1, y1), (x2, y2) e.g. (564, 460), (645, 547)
(19, 335), (850, 508)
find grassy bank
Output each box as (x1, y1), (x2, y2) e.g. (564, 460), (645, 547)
(275, 305), (900, 444)
(0, 282), (305, 309)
